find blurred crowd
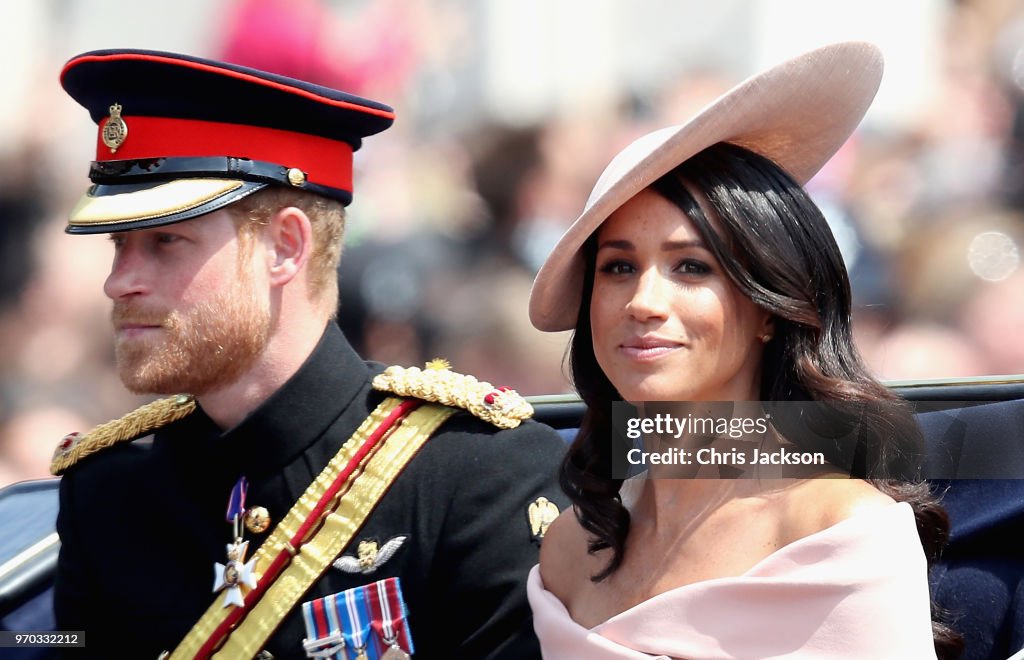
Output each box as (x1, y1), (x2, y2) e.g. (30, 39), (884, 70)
(2, 0), (1023, 487)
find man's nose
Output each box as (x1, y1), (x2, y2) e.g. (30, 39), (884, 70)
(103, 241), (150, 300)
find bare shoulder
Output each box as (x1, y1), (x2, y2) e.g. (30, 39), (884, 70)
(539, 508), (593, 603)
(781, 478), (896, 542)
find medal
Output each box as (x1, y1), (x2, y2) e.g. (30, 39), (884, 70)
(339, 587), (370, 660)
(302, 579), (414, 659)
(214, 540), (258, 607)
(213, 477), (259, 608)
(301, 593), (349, 659)
(366, 578), (414, 659)
(380, 644), (410, 660)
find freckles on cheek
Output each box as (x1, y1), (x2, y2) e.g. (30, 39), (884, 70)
(684, 293), (726, 343)
(589, 300), (615, 366)
(590, 290), (619, 335)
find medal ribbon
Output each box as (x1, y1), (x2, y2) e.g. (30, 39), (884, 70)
(226, 476), (248, 524)
(365, 578), (413, 654)
(301, 595), (347, 659)
(341, 587), (371, 657)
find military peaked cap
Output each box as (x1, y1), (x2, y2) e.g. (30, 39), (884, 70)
(61, 49), (395, 233)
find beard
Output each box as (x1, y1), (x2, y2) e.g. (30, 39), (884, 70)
(111, 274), (271, 396)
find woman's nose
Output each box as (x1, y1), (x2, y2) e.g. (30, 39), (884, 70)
(626, 269), (670, 321)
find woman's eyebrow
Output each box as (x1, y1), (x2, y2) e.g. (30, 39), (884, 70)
(661, 239), (706, 251)
(596, 239), (633, 252)
(596, 238), (707, 251)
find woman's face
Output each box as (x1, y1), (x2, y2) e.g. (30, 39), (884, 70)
(590, 188), (771, 403)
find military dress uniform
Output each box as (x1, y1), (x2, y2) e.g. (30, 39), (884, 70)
(54, 325), (567, 658)
(50, 50), (568, 659)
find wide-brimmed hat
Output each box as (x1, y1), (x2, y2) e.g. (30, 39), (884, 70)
(529, 41), (883, 332)
(61, 49), (395, 234)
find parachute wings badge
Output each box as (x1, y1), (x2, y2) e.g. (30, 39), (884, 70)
(333, 536), (408, 575)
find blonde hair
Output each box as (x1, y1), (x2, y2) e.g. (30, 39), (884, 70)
(229, 188), (346, 316)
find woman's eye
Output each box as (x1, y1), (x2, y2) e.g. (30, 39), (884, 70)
(598, 260), (635, 275)
(156, 233), (182, 245)
(677, 259), (711, 275)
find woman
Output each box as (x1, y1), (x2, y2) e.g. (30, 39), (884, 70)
(527, 43), (959, 659)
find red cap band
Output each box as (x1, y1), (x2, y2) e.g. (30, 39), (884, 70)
(96, 115), (354, 192)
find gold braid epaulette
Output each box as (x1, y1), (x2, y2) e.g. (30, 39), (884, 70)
(371, 359), (533, 429)
(50, 394), (197, 475)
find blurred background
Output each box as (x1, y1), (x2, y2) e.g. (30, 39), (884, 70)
(1, 0), (1023, 487)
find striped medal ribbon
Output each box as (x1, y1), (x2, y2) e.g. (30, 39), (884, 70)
(366, 578), (413, 659)
(301, 593), (349, 660)
(340, 587), (372, 660)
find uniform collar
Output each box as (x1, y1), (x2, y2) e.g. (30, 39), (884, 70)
(166, 323), (373, 480)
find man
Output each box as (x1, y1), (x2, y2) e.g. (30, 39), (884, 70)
(51, 49), (567, 659)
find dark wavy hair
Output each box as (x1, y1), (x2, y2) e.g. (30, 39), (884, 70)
(563, 142), (961, 657)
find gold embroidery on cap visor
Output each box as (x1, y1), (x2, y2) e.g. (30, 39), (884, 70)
(68, 178), (245, 226)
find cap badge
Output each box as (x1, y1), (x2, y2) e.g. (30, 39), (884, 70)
(102, 103), (128, 153)
(528, 496), (560, 544)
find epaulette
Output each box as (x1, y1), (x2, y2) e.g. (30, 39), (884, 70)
(50, 394), (196, 475)
(372, 359), (533, 429)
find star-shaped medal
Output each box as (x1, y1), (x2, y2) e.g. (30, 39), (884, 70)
(213, 540), (259, 608)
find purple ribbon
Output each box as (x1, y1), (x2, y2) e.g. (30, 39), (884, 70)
(226, 476), (248, 522)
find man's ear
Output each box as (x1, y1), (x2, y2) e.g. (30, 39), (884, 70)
(266, 206), (313, 287)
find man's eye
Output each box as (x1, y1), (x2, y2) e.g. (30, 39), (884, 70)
(156, 234), (182, 244)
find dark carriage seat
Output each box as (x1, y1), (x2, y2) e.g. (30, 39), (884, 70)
(919, 399), (1024, 660)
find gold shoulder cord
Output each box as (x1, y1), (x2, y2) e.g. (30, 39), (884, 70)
(170, 397), (455, 659)
(372, 359), (533, 429)
(50, 395), (196, 475)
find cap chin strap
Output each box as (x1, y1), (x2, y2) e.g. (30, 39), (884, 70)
(88, 156), (352, 203)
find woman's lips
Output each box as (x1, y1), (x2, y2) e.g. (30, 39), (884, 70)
(619, 337), (684, 361)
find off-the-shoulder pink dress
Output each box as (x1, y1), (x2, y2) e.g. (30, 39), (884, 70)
(528, 502), (937, 659)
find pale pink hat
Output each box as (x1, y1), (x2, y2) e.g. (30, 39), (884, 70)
(529, 41), (883, 332)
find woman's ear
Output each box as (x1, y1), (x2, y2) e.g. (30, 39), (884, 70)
(758, 314), (775, 344)
(266, 206), (313, 288)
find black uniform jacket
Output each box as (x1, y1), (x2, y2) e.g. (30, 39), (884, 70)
(54, 324), (569, 659)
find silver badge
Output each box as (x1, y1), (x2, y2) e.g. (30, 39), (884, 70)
(333, 536), (407, 574)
